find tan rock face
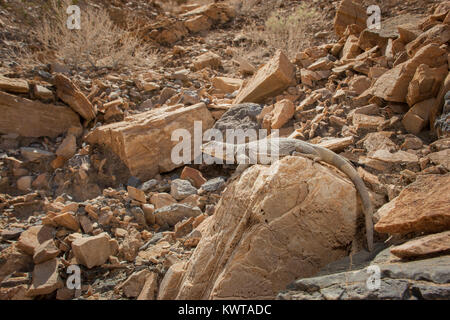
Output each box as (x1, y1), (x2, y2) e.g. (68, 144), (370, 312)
(0, 75), (29, 93)
(117, 269), (151, 298)
(402, 98), (437, 134)
(180, 167), (207, 189)
(406, 64), (448, 107)
(405, 24), (450, 57)
(370, 44), (447, 103)
(391, 231), (450, 259)
(173, 156), (360, 299)
(56, 134), (77, 160)
(72, 233), (112, 268)
(137, 272), (158, 300)
(86, 103), (214, 180)
(0, 91), (81, 138)
(150, 193), (177, 209)
(55, 74), (96, 121)
(375, 174), (450, 235)
(52, 212), (80, 231)
(333, 0), (367, 37)
(193, 52), (222, 71)
(26, 258), (63, 297)
(212, 77), (243, 94)
(157, 262), (186, 300)
(127, 186), (146, 203)
(262, 99), (295, 130)
(17, 226), (54, 256)
(33, 239), (60, 264)
(234, 50), (296, 104)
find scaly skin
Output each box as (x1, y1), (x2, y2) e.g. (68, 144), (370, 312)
(201, 137), (374, 252)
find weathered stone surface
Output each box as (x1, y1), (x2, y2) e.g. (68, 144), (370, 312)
(154, 204), (202, 227)
(117, 269), (151, 298)
(26, 258), (63, 297)
(184, 15), (211, 33)
(406, 24), (450, 57)
(137, 272), (159, 300)
(55, 74), (96, 121)
(127, 186), (146, 203)
(17, 226), (54, 256)
(262, 99), (295, 130)
(370, 44), (447, 103)
(157, 262), (186, 300)
(279, 250), (450, 300)
(86, 103), (214, 180)
(406, 64), (447, 107)
(180, 167), (207, 189)
(428, 149), (450, 171)
(212, 103), (263, 136)
(212, 77), (243, 94)
(375, 174), (450, 235)
(0, 245), (33, 283)
(33, 239), (60, 264)
(173, 156), (360, 299)
(52, 212), (80, 231)
(170, 179), (197, 200)
(402, 98), (437, 134)
(193, 52), (222, 71)
(0, 75), (29, 93)
(391, 231), (450, 259)
(181, 3), (236, 24)
(333, 0), (367, 37)
(234, 50), (296, 104)
(72, 233), (112, 268)
(56, 134), (77, 160)
(150, 193), (177, 209)
(0, 91), (81, 138)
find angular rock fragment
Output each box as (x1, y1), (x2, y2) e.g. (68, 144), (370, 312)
(0, 91), (81, 138)
(234, 50), (296, 104)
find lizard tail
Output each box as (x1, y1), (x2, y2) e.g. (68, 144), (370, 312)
(313, 146), (374, 252)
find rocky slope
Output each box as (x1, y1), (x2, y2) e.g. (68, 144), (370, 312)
(0, 0), (449, 300)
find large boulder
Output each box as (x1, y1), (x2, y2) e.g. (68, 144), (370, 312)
(86, 103), (214, 180)
(172, 156), (361, 299)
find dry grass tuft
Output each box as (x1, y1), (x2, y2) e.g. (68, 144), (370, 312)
(29, 0), (155, 71)
(241, 3), (321, 59)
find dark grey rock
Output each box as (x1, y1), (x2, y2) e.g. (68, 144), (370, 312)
(278, 249), (450, 300)
(200, 177), (226, 193)
(127, 176), (141, 188)
(1, 228), (24, 241)
(170, 179), (197, 200)
(212, 103), (263, 137)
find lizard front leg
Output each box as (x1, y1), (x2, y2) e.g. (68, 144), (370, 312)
(292, 150), (321, 163)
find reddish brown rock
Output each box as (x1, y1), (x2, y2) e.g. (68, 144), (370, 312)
(52, 212), (80, 231)
(333, 0), (367, 37)
(391, 231), (450, 259)
(55, 74), (97, 121)
(234, 50), (296, 104)
(262, 99), (295, 130)
(0, 91), (81, 138)
(406, 64), (448, 107)
(17, 226), (54, 256)
(370, 44), (447, 103)
(33, 239), (60, 264)
(193, 52), (222, 71)
(402, 98), (437, 134)
(180, 167), (207, 189)
(375, 174), (450, 235)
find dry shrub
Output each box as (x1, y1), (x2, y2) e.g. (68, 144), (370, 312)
(32, 0), (154, 70)
(243, 3), (320, 59)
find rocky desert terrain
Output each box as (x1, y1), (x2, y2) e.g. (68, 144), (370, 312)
(0, 0), (449, 300)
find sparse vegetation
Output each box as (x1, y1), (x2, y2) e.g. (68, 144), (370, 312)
(242, 3), (321, 59)
(30, 0), (155, 71)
